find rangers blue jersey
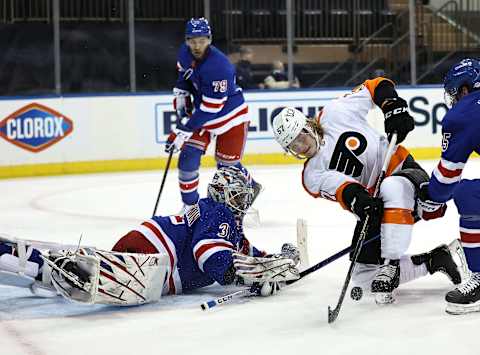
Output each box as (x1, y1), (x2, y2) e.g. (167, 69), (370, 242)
(428, 90), (480, 202)
(133, 197), (264, 295)
(175, 44), (249, 135)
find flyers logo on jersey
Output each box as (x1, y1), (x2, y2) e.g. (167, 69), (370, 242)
(329, 131), (367, 177)
(0, 103), (73, 153)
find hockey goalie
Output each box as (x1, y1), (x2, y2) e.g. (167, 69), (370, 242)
(0, 167), (299, 306)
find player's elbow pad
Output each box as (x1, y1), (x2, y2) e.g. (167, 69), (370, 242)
(373, 80), (398, 107)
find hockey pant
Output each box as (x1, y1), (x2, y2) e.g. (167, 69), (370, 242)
(453, 179), (480, 272)
(177, 121), (252, 206)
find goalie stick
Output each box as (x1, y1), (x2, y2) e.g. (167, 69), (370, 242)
(327, 133), (397, 324)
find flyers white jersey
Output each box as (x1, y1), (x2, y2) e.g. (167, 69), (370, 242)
(302, 80), (409, 207)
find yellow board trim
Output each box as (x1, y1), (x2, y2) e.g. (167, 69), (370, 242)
(0, 147), (477, 179)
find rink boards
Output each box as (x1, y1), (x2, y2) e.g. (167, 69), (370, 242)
(0, 86), (449, 178)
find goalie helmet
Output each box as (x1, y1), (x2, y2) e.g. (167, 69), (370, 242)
(444, 58), (480, 108)
(272, 107), (320, 159)
(207, 166), (254, 215)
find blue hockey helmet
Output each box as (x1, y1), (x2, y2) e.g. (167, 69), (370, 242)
(185, 17), (212, 39)
(443, 58), (480, 108)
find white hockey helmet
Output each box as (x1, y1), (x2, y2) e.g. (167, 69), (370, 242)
(272, 107), (319, 158)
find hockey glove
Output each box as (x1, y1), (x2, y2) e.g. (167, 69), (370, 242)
(342, 183), (383, 226)
(382, 97), (415, 144)
(173, 87), (193, 118)
(233, 253), (299, 282)
(165, 117), (194, 153)
(280, 243), (300, 266)
(416, 182), (447, 221)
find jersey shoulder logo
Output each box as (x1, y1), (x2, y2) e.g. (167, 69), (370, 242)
(329, 131), (367, 177)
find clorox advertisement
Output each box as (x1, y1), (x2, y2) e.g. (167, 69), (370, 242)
(0, 103), (73, 152)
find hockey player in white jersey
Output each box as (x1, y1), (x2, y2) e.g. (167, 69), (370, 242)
(272, 77), (462, 304)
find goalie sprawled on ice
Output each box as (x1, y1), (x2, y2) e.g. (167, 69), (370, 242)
(0, 167), (299, 306)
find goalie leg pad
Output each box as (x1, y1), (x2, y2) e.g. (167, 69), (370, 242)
(0, 235), (55, 294)
(49, 248), (170, 306)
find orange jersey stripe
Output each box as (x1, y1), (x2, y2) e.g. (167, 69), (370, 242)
(382, 208), (414, 225)
(386, 145), (410, 177)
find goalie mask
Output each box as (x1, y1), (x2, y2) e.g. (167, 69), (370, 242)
(207, 167), (254, 215)
(272, 107), (321, 159)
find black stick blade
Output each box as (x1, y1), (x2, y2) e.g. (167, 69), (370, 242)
(328, 305), (339, 324)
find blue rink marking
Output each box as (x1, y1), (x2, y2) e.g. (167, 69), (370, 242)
(0, 284), (247, 320)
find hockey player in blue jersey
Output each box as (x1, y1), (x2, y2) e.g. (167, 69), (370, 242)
(0, 167), (299, 305)
(417, 58), (480, 315)
(166, 18), (261, 211)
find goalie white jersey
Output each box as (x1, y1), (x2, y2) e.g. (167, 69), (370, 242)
(302, 80), (410, 208)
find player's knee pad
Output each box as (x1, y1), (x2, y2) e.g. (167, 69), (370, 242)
(379, 175), (416, 210)
(350, 220), (382, 265)
(178, 145), (203, 172)
(453, 179), (480, 215)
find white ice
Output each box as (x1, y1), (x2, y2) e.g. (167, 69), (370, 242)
(0, 160), (478, 355)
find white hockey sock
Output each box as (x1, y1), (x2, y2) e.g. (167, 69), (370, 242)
(399, 255), (428, 284)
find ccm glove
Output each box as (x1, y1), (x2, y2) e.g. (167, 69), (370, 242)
(165, 117), (194, 153)
(173, 87), (193, 118)
(416, 182), (447, 221)
(382, 97), (415, 144)
(342, 183), (383, 226)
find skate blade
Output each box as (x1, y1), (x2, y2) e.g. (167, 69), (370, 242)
(446, 301), (480, 315)
(374, 292), (395, 305)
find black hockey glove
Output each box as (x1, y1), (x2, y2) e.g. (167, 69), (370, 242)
(342, 183), (383, 226)
(382, 97), (415, 144)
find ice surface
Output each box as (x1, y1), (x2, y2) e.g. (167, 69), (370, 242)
(0, 160), (478, 355)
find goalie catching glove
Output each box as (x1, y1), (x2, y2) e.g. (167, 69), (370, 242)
(233, 245), (300, 297)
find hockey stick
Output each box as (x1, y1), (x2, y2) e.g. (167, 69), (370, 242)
(286, 233), (380, 285)
(200, 235), (380, 311)
(200, 288), (257, 310)
(152, 149), (174, 217)
(327, 133), (397, 324)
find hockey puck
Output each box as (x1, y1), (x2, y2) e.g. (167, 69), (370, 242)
(350, 286), (363, 301)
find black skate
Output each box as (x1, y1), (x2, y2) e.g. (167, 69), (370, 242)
(445, 273), (480, 315)
(371, 259), (400, 304)
(411, 244), (462, 285)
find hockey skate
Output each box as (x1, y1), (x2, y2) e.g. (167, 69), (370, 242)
(411, 244), (462, 285)
(371, 259), (400, 304)
(445, 272), (480, 315)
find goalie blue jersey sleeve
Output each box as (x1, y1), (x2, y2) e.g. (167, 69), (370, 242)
(428, 90), (480, 203)
(142, 198), (265, 294)
(175, 44), (248, 135)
